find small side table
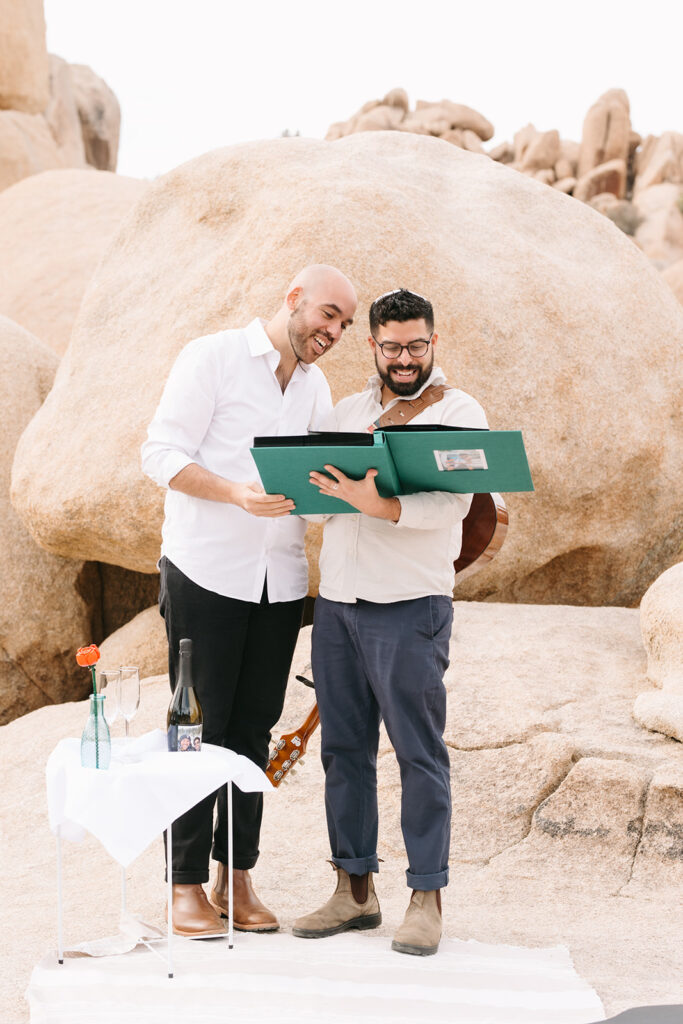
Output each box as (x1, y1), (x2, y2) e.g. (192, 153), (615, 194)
(46, 730), (272, 977)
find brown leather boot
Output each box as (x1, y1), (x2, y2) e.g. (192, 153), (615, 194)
(391, 889), (442, 956)
(210, 864), (279, 932)
(292, 865), (381, 938)
(168, 884), (227, 937)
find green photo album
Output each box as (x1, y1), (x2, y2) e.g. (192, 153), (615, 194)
(251, 425), (533, 515)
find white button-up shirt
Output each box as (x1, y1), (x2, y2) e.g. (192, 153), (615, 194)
(141, 319), (332, 602)
(317, 367), (488, 603)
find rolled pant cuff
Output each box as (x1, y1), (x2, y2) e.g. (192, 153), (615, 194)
(406, 867), (449, 890)
(168, 870), (209, 884)
(332, 855), (380, 875)
(213, 857), (258, 871)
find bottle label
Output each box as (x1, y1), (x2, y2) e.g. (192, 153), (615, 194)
(167, 724), (203, 752)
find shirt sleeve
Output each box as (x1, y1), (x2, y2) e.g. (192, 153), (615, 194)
(140, 338), (218, 488)
(392, 394), (489, 531)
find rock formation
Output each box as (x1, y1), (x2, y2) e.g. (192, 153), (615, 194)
(662, 256), (683, 303)
(327, 89), (683, 269)
(9, 133), (683, 608)
(69, 63), (121, 172)
(633, 562), (683, 742)
(0, 0), (49, 114)
(0, 1), (120, 190)
(99, 605), (167, 680)
(0, 315), (101, 723)
(0, 168), (147, 354)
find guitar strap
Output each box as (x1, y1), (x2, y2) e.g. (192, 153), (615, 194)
(375, 383), (453, 428)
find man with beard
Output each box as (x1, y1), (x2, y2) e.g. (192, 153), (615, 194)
(293, 288), (488, 956)
(142, 265), (357, 936)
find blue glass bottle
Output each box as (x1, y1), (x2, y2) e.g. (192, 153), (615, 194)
(80, 693), (111, 769)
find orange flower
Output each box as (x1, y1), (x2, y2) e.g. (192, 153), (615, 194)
(76, 644), (101, 667)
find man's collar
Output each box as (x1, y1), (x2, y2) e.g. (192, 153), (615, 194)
(245, 318), (310, 375)
(364, 365), (447, 403)
(245, 318), (275, 357)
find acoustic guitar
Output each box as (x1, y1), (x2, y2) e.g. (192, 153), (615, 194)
(266, 491), (507, 787)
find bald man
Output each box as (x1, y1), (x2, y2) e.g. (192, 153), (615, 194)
(142, 266), (357, 936)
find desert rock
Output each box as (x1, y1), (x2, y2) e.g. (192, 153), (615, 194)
(633, 693), (683, 743)
(0, 109), (65, 191)
(573, 158), (627, 202)
(99, 605), (167, 680)
(639, 561), (683, 692)
(9, 134), (683, 607)
(662, 256), (683, 303)
(577, 89), (631, 179)
(0, 315), (100, 724)
(69, 63), (121, 171)
(44, 54), (86, 167)
(0, 168), (147, 354)
(0, 0), (49, 114)
(632, 182), (683, 267)
(634, 131), (683, 194)
(520, 129), (560, 172)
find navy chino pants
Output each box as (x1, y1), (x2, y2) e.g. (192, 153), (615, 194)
(311, 594), (453, 891)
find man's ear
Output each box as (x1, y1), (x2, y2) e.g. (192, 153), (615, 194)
(431, 332), (438, 350)
(367, 334), (376, 352)
(286, 286), (303, 310)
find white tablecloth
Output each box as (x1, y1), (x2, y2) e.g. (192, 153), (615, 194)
(46, 730), (272, 867)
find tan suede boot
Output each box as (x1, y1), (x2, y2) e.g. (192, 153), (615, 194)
(210, 864), (279, 932)
(292, 866), (381, 938)
(391, 890), (442, 956)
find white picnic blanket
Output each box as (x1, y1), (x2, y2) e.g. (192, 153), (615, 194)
(27, 932), (605, 1024)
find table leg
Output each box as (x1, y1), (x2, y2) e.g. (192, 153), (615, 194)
(167, 822), (174, 979)
(121, 865), (127, 918)
(56, 828), (64, 965)
(227, 781), (233, 949)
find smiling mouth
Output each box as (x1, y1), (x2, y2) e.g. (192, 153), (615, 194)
(391, 367), (418, 378)
(312, 333), (332, 355)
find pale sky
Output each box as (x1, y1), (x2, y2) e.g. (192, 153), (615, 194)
(45, 0), (683, 181)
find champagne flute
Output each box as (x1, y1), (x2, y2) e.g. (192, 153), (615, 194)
(97, 669), (121, 730)
(119, 666), (141, 739)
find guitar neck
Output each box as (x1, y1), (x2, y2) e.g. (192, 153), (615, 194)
(300, 703), (320, 744)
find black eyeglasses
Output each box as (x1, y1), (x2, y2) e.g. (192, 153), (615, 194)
(374, 334), (433, 359)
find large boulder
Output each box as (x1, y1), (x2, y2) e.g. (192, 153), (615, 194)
(0, 0), (49, 114)
(0, 315), (101, 724)
(634, 131), (683, 195)
(662, 256), (683, 303)
(10, 134), (683, 605)
(0, 169), (147, 354)
(69, 63), (121, 172)
(632, 562), (683, 742)
(0, 109), (65, 192)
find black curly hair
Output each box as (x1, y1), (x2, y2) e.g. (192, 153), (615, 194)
(369, 288), (434, 336)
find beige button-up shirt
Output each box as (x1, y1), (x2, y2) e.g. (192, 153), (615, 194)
(317, 367), (488, 604)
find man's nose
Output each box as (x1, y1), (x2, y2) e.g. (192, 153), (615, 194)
(398, 346), (413, 364)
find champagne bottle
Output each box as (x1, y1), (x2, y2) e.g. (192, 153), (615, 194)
(167, 638), (203, 752)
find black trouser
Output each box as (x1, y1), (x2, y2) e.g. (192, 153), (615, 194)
(159, 556), (304, 883)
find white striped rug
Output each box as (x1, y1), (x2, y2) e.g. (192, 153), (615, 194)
(27, 932), (605, 1024)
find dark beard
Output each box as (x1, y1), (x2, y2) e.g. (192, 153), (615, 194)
(286, 306), (309, 362)
(376, 352), (434, 396)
